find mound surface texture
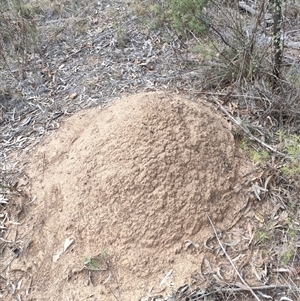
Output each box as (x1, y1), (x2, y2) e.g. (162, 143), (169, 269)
(20, 92), (251, 300)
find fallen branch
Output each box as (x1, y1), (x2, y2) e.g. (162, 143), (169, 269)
(238, 1), (272, 20)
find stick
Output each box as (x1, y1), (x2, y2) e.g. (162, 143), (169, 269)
(221, 284), (290, 292)
(192, 90), (270, 101)
(187, 284), (290, 300)
(206, 213), (262, 301)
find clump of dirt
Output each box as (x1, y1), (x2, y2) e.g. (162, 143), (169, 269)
(16, 92), (253, 300)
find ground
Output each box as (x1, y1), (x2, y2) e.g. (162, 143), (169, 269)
(19, 92), (258, 300)
(1, 1), (300, 301)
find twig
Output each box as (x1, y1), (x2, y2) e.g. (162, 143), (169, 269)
(206, 213), (262, 301)
(186, 284), (290, 300)
(212, 98), (285, 156)
(192, 90), (271, 102)
(106, 284), (120, 301)
(220, 284), (290, 292)
(198, 13), (233, 49)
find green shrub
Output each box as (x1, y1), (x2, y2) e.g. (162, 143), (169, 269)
(135, 0), (209, 36)
(168, 0), (209, 35)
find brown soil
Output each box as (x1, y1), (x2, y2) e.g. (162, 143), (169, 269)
(15, 92), (253, 300)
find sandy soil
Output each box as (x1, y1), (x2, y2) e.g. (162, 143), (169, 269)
(10, 92), (253, 300)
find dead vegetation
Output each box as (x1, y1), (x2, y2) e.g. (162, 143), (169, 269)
(0, 0), (37, 80)
(1, 0), (300, 300)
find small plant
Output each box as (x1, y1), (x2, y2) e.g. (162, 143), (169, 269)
(279, 244), (295, 265)
(83, 256), (102, 270)
(280, 134), (300, 176)
(240, 138), (250, 152)
(276, 218), (299, 265)
(251, 149), (270, 166)
(113, 21), (128, 49)
(286, 217), (300, 242)
(83, 250), (110, 271)
(254, 229), (272, 246)
(287, 226), (299, 240)
(240, 137), (270, 166)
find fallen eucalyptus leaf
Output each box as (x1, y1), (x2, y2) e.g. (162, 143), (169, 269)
(64, 238), (75, 251)
(159, 269), (173, 287)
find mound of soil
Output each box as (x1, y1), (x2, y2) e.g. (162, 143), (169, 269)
(17, 92), (252, 300)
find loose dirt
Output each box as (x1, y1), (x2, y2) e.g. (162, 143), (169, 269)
(14, 92), (253, 300)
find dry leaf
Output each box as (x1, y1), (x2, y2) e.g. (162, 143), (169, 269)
(235, 281), (249, 290)
(247, 222), (253, 239)
(69, 93), (78, 99)
(254, 212), (264, 223)
(159, 270), (173, 287)
(185, 240), (199, 249)
(264, 175), (272, 190)
(64, 238), (75, 251)
(252, 182), (261, 200)
(252, 181), (268, 201)
(53, 238), (75, 262)
(272, 267), (294, 275)
(270, 203), (281, 219)
(257, 291), (272, 299)
(17, 177), (29, 188)
(278, 211), (288, 222)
